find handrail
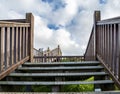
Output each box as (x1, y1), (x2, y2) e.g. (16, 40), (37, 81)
(33, 48), (42, 56)
(84, 11), (120, 88)
(84, 27), (95, 61)
(0, 13), (34, 79)
(97, 16), (120, 25)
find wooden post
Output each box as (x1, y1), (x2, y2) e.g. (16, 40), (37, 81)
(94, 11), (101, 60)
(26, 13), (34, 62)
(0, 27), (4, 72)
(94, 11), (101, 91)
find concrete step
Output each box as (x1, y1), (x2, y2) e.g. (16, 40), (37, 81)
(23, 61), (100, 67)
(8, 72), (108, 77)
(0, 80), (114, 85)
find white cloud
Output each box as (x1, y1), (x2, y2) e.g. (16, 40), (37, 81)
(0, 0), (120, 55)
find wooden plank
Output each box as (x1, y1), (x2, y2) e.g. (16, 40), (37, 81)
(10, 27), (14, 66)
(26, 27), (28, 56)
(0, 56), (29, 80)
(26, 13), (34, 62)
(0, 27), (4, 72)
(24, 27), (26, 57)
(15, 27), (18, 63)
(97, 54), (120, 89)
(23, 27), (25, 58)
(21, 27), (23, 59)
(9, 72), (107, 77)
(18, 27), (22, 61)
(119, 24), (120, 81)
(18, 66), (103, 71)
(24, 61), (100, 65)
(4, 27), (9, 69)
(0, 22), (30, 27)
(0, 80), (114, 85)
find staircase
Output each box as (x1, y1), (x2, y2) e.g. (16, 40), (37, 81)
(0, 61), (115, 92)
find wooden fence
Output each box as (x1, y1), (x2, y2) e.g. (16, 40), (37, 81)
(0, 13), (34, 80)
(34, 56), (84, 62)
(84, 11), (120, 88)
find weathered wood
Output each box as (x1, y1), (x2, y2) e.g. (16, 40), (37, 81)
(25, 61), (99, 65)
(15, 27), (18, 63)
(8, 72), (107, 77)
(94, 11), (101, 60)
(0, 80), (114, 85)
(34, 55), (84, 62)
(26, 27), (28, 56)
(0, 56), (29, 80)
(9, 27), (14, 66)
(85, 11), (120, 88)
(17, 66), (103, 71)
(119, 24), (120, 81)
(0, 27), (4, 72)
(0, 13), (33, 80)
(0, 21), (30, 27)
(26, 13), (34, 63)
(97, 55), (120, 89)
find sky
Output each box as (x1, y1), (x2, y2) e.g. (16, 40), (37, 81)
(0, 0), (120, 55)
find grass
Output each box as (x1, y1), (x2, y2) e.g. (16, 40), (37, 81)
(61, 77), (94, 92)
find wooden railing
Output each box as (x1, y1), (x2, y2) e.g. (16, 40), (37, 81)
(84, 27), (95, 61)
(0, 13), (34, 80)
(34, 56), (84, 62)
(33, 48), (43, 56)
(85, 11), (120, 88)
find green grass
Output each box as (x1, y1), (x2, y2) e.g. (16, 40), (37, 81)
(61, 77), (94, 92)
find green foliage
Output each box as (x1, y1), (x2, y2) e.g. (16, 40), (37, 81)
(32, 85), (51, 92)
(61, 77), (94, 92)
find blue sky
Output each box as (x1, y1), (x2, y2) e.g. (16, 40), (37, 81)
(0, 0), (120, 55)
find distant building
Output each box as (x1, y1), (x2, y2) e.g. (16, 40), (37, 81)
(34, 45), (62, 62)
(43, 45), (62, 56)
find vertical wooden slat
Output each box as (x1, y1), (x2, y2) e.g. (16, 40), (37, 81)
(24, 27), (26, 57)
(117, 24), (120, 81)
(18, 27), (22, 61)
(106, 24), (109, 66)
(23, 27), (25, 58)
(0, 27), (4, 72)
(15, 27), (18, 63)
(115, 24), (119, 78)
(109, 24), (112, 70)
(102, 25), (105, 60)
(111, 24), (114, 72)
(10, 27), (14, 66)
(105, 25), (107, 64)
(4, 27), (9, 69)
(26, 27), (28, 56)
(107, 24), (110, 67)
(101, 25), (103, 57)
(104, 25), (107, 64)
(14, 27), (16, 64)
(113, 24), (117, 75)
(21, 27), (23, 59)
